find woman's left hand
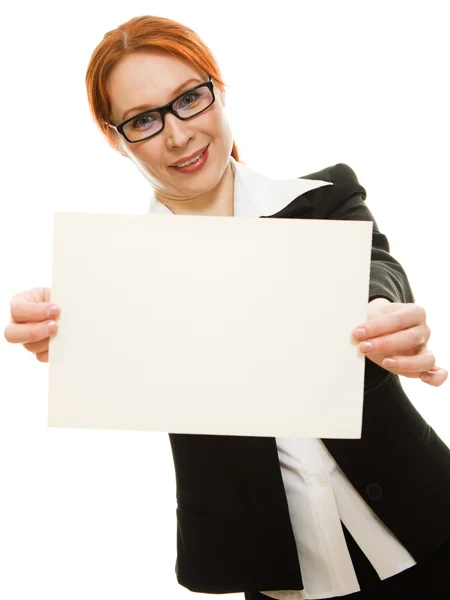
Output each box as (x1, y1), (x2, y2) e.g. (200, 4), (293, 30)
(352, 298), (448, 387)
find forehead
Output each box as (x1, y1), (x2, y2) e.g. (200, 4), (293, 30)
(107, 50), (206, 121)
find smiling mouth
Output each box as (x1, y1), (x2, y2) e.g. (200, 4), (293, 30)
(170, 145), (209, 168)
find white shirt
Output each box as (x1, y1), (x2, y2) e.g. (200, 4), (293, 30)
(148, 157), (416, 599)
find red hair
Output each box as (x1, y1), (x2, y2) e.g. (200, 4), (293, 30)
(85, 15), (241, 162)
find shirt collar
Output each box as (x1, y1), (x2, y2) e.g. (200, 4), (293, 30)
(148, 156), (332, 217)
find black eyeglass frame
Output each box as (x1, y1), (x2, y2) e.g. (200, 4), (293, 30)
(109, 77), (215, 143)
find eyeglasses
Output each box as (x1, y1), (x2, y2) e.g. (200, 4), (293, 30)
(109, 77), (215, 143)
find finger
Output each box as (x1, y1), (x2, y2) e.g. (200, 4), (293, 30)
(4, 320), (58, 344)
(420, 368), (449, 387)
(36, 351), (49, 363)
(9, 296), (60, 324)
(359, 324), (430, 356)
(23, 338), (51, 354)
(381, 350), (436, 373)
(353, 304), (426, 340)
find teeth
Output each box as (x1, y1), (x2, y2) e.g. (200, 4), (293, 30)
(175, 148), (205, 168)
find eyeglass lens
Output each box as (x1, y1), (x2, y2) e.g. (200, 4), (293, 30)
(123, 85), (214, 142)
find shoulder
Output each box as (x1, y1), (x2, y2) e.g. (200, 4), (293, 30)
(266, 163), (368, 219)
(300, 163), (366, 197)
(295, 163), (368, 218)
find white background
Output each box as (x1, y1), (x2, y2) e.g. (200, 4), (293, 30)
(0, 1), (448, 598)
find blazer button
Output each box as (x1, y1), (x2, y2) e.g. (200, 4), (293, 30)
(366, 482), (383, 501)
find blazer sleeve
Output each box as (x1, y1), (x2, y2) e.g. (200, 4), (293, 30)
(326, 163), (416, 306)
(297, 162), (416, 390)
(320, 163), (416, 391)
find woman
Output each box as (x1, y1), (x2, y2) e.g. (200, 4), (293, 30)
(4, 15), (449, 600)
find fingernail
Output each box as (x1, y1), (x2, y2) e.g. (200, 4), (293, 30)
(421, 374), (432, 382)
(360, 341), (373, 352)
(47, 304), (60, 317)
(354, 328), (366, 339)
(383, 358), (397, 367)
(47, 320), (57, 333)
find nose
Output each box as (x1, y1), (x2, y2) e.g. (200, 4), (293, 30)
(164, 113), (195, 148)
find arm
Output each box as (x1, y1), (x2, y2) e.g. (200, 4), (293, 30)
(328, 164), (414, 389)
(327, 163), (415, 306)
(328, 164), (446, 388)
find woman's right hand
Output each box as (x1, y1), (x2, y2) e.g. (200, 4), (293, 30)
(4, 287), (60, 363)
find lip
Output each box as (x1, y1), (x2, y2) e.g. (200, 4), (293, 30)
(169, 144), (209, 167)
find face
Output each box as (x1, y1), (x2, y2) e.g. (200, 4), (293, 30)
(106, 50), (234, 205)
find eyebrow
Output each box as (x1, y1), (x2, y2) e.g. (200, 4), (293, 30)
(121, 78), (204, 121)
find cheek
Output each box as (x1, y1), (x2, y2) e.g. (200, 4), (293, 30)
(129, 143), (164, 175)
(198, 105), (230, 145)
(214, 112), (233, 147)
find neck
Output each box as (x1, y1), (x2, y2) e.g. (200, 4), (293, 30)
(155, 161), (235, 217)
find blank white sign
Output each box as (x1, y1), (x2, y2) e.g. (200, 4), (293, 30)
(48, 212), (373, 438)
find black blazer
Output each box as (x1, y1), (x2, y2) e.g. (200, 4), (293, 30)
(168, 163), (450, 594)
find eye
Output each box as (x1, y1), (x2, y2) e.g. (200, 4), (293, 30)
(131, 112), (158, 130)
(178, 92), (200, 108)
